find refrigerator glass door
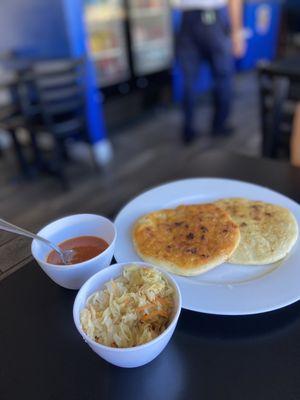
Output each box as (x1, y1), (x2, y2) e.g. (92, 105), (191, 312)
(84, 0), (130, 87)
(128, 0), (173, 76)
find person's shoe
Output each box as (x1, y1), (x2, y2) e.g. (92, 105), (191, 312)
(182, 127), (197, 145)
(211, 125), (235, 137)
(182, 135), (196, 145)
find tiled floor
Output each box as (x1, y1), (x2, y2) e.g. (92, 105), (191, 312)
(111, 71), (261, 160)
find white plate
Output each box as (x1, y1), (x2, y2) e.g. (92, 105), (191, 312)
(114, 178), (300, 315)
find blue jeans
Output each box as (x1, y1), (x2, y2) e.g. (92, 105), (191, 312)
(176, 8), (234, 139)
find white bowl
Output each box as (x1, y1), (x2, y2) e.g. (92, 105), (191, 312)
(31, 214), (116, 290)
(73, 262), (182, 368)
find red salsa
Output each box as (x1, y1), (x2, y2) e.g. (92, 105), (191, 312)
(46, 235), (109, 265)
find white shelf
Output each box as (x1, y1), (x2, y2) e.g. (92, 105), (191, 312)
(92, 48), (124, 60)
(133, 37), (171, 50)
(134, 58), (171, 75)
(129, 8), (166, 18)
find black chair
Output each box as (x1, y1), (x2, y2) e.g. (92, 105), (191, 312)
(29, 58), (95, 186)
(0, 76), (37, 178)
(258, 57), (300, 159)
(0, 56), (54, 180)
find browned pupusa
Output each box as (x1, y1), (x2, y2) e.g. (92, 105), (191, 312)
(132, 204), (240, 276)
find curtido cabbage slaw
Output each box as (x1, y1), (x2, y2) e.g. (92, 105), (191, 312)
(80, 265), (174, 348)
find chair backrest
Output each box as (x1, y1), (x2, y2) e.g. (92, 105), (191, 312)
(30, 58), (87, 139)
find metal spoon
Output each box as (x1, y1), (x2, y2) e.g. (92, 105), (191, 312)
(0, 218), (74, 265)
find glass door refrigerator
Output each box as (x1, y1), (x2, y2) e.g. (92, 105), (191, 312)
(84, 0), (130, 88)
(127, 0), (173, 77)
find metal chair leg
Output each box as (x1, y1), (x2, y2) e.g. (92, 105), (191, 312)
(53, 137), (70, 190)
(9, 128), (32, 177)
(28, 128), (46, 171)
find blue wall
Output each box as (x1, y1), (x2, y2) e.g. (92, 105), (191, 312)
(0, 0), (70, 59)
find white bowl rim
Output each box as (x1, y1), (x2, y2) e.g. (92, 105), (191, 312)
(73, 261), (182, 353)
(31, 213), (117, 271)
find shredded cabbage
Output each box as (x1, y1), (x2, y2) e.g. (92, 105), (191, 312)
(80, 265), (174, 348)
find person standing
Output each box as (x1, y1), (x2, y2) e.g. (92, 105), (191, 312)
(175, 0), (245, 143)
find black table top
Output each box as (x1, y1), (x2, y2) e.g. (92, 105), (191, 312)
(1, 151), (300, 400)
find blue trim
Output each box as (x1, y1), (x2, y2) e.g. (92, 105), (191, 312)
(63, 0), (107, 144)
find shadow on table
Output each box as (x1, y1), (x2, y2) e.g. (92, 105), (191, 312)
(107, 342), (187, 400)
(177, 301), (300, 341)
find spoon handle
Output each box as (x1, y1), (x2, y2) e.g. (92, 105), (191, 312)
(0, 218), (61, 254)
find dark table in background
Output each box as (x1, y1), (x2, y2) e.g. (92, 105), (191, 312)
(1, 150), (300, 400)
(259, 56), (300, 81)
(258, 56), (300, 158)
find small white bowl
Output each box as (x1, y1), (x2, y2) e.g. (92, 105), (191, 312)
(73, 262), (182, 368)
(31, 214), (116, 290)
